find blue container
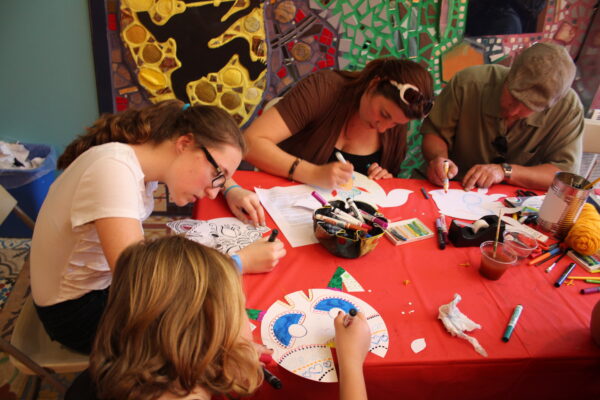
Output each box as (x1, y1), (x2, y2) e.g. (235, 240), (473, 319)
(0, 143), (57, 238)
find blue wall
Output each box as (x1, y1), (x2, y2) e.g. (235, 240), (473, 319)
(0, 1), (98, 153)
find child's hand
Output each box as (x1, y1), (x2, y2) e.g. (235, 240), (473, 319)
(237, 237), (286, 273)
(334, 311), (371, 367)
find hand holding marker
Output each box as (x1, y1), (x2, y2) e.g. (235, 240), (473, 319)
(343, 308), (358, 327)
(443, 160), (450, 193)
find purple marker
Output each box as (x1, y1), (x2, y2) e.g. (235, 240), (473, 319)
(311, 191), (328, 206)
(580, 287), (600, 295)
(359, 209), (389, 229)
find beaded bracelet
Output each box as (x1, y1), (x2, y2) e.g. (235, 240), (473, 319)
(288, 158), (302, 181)
(223, 184), (241, 197)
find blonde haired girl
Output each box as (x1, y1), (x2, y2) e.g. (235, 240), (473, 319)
(67, 236), (263, 399)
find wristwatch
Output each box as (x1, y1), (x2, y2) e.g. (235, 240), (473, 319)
(501, 163), (512, 181)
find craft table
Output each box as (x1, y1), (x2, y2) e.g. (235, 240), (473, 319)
(194, 171), (600, 400)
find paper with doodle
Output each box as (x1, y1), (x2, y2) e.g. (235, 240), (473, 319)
(260, 289), (389, 383)
(430, 189), (506, 220)
(167, 218), (269, 254)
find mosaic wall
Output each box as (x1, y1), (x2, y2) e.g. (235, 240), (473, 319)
(101, 0), (599, 177)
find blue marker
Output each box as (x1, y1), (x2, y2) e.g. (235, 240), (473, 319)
(554, 262), (576, 287)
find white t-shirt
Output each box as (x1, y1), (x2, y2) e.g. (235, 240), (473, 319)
(31, 143), (157, 306)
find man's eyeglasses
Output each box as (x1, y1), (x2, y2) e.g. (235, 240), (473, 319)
(389, 80), (434, 117)
(491, 136), (508, 164)
(201, 146), (226, 189)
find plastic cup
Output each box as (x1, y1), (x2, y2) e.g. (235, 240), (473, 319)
(502, 230), (538, 261)
(479, 241), (517, 280)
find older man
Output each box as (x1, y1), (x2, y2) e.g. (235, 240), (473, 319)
(421, 42), (583, 190)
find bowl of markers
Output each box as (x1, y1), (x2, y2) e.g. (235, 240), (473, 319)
(311, 191), (388, 259)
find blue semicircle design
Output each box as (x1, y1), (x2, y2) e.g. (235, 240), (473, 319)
(273, 313), (303, 347)
(314, 298), (356, 314)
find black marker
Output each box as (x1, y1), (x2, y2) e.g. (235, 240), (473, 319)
(435, 218), (446, 250)
(263, 367), (282, 389)
(343, 308), (358, 327)
(268, 229), (279, 242)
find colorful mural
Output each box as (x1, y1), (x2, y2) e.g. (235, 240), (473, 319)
(99, 0), (599, 176)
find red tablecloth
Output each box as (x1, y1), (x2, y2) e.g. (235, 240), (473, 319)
(195, 171), (600, 399)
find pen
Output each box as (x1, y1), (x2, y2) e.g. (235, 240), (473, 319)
(343, 308), (357, 327)
(315, 214), (369, 231)
(332, 208), (364, 225)
(554, 262), (576, 287)
(443, 160), (450, 193)
(544, 251), (568, 273)
(528, 246), (561, 265)
(580, 287), (600, 295)
(420, 187), (430, 199)
(439, 214), (449, 243)
(335, 151), (347, 164)
(435, 218), (446, 250)
(346, 197), (365, 223)
(268, 229), (279, 242)
(534, 250), (562, 266)
(358, 209), (389, 228)
(502, 304), (523, 342)
(263, 367), (283, 389)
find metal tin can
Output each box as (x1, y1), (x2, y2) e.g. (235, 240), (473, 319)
(537, 172), (591, 238)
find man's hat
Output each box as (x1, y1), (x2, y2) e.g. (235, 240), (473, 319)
(506, 42), (576, 112)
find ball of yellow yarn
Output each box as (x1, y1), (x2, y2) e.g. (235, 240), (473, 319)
(565, 204), (600, 255)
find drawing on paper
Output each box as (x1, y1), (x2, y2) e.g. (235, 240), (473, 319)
(261, 289), (389, 383)
(317, 172), (387, 208)
(167, 218), (269, 254)
(430, 189), (506, 220)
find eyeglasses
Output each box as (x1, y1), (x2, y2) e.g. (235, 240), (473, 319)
(389, 80), (434, 117)
(201, 146), (226, 189)
(491, 136), (508, 164)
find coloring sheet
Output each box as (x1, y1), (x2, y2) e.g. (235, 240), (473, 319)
(377, 188), (413, 208)
(315, 171), (387, 207)
(261, 289), (389, 383)
(167, 218), (269, 254)
(430, 189), (506, 220)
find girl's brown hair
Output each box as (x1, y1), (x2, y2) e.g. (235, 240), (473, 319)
(58, 100), (244, 169)
(90, 236), (262, 400)
(280, 58), (433, 175)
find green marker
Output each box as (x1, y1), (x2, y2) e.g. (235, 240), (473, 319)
(502, 304), (523, 342)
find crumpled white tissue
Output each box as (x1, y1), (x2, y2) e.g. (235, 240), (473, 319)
(438, 293), (488, 357)
(0, 141), (44, 169)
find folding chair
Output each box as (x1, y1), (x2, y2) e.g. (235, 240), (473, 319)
(0, 184), (88, 394)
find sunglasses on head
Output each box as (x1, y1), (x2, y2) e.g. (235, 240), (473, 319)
(389, 80), (433, 117)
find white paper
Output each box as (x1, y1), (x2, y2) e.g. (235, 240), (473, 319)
(410, 338), (426, 354)
(377, 188), (413, 207)
(167, 218), (269, 254)
(430, 189), (506, 220)
(255, 185), (318, 248)
(261, 289), (389, 383)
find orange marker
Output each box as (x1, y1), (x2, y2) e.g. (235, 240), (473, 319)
(528, 247), (561, 265)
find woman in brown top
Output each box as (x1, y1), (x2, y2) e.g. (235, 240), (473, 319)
(245, 57), (434, 189)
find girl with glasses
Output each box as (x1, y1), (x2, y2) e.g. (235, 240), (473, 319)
(244, 57), (434, 188)
(30, 100), (286, 354)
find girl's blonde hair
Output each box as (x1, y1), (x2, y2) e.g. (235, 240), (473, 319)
(90, 236), (262, 399)
(58, 100), (245, 169)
